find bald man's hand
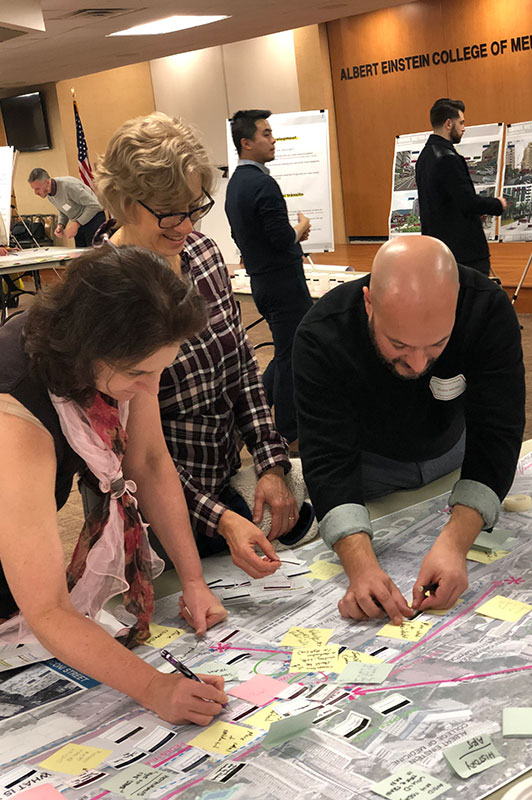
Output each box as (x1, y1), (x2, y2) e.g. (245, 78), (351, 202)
(411, 538), (468, 613)
(335, 534), (413, 626)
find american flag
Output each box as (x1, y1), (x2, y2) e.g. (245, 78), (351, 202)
(73, 99), (95, 191)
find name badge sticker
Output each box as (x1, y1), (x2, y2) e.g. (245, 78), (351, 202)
(429, 374), (466, 401)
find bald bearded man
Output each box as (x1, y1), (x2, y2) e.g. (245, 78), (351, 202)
(293, 235), (524, 624)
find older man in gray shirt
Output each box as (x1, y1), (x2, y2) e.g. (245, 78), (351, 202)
(28, 168), (105, 247)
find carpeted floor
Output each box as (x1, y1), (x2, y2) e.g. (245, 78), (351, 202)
(11, 294), (532, 561)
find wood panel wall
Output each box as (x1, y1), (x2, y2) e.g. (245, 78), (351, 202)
(328, 0), (532, 237)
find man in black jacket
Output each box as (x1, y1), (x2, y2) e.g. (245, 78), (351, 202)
(225, 110), (312, 445)
(415, 98), (507, 275)
(293, 236), (524, 625)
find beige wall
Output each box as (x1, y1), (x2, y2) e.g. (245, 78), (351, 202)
(293, 24), (347, 244)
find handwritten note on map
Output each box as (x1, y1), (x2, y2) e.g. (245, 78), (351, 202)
(244, 703), (283, 730)
(103, 765), (178, 798)
(144, 624), (186, 648)
(377, 619), (434, 641)
(476, 595), (532, 623)
(443, 734), (504, 778)
(336, 649), (383, 669)
(289, 644), (339, 673)
(335, 661), (393, 684)
(39, 743), (111, 775)
(466, 550), (509, 564)
(372, 765), (451, 799)
(188, 721), (259, 755)
(308, 561), (345, 580)
(280, 626), (333, 647)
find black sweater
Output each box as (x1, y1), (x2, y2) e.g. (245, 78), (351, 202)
(293, 267), (525, 525)
(415, 134), (503, 264)
(225, 164), (303, 276)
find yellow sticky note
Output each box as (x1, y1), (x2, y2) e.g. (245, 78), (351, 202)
(39, 743), (112, 775)
(289, 644), (339, 674)
(425, 599), (464, 616)
(244, 703), (283, 730)
(336, 649), (383, 671)
(476, 595), (532, 623)
(188, 721), (259, 755)
(144, 623), (186, 648)
(377, 619), (434, 642)
(466, 549), (509, 564)
(308, 561), (344, 580)
(280, 626), (333, 648)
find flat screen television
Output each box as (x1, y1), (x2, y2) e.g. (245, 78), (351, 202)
(0, 91), (51, 152)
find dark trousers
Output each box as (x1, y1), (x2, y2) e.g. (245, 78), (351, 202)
(75, 211), (106, 248)
(459, 257), (491, 276)
(251, 263), (313, 443)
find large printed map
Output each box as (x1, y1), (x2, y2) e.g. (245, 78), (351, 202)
(1, 457), (532, 799)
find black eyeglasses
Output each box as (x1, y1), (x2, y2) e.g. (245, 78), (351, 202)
(138, 190), (215, 229)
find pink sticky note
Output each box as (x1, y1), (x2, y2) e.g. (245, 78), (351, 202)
(228, 674), (288, 706)
(15, 786), (64, 799)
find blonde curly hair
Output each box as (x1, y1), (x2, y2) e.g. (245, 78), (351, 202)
(94, 112), (216, 224)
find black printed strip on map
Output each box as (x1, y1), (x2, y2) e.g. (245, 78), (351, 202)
(345, 716), (371, 736)
(219, 629), (241, 643)
(226, 653), (251, 665)
(182, 752), (211, 771)
(5, 769), (37, 789)
(232, 705), (260, 721)
(114, 725), (143, 743)
(381, 699), (411, 714)
(68, 771), (107, 788)
(107, 750), (148, 769)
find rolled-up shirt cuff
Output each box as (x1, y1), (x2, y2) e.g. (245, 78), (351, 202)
(448, 479), (501, 529)
(319, 503), (374, 550)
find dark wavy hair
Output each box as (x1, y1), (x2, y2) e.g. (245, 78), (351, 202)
(430, 98), (465, 129)
(24, 245), (207, 406)
(230, 109), (271, 155)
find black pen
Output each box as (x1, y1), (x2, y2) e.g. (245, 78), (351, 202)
(160, 649), (203, 682)
(160, 649), (228, 707)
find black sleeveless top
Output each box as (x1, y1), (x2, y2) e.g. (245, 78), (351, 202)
(0, 314), (84, 616)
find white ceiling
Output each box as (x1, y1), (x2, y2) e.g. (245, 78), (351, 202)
(0, 0), (411, 91)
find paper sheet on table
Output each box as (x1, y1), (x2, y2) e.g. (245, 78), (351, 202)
(308, 561), (344, 580)
(103, 765), (178, 798)
(228, 674), (288, 705)
(39, 743), (112, 775)
(188, 721), (260, 755)
(371, 765), (451, 799)
(476, 595), (532, 622)
(144, 623), (186, 647)
(377, 619), (434, 641)
(503, 707), (532, 737)
(466, 549), (509, 564)
(289, 644), (339, 673)
(337, 649), (383, 668)
(10, 787), (64, 800)
(262, 706), (318, 750)
(280, 626), (333, 647)
(443, 734), (504, 778)
(424, 599), (463, 615)
(336, 661), (393, 684)
(197, 660), (239, 680)
(244, 703), (283, 730)
(470, 529), (510, 553)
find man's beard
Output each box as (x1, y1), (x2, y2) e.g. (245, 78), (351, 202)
(450, 125), (463, 144)
(368, 319), (437, 381)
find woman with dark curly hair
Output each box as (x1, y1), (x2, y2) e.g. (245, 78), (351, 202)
(0, 245), (227, 724)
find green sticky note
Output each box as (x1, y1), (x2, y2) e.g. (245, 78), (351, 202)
(103, 765), (178, 798)
(198, 660), (239, 681)
(503, 707), (532, 738)
(471, 529), (510, 553)
(372, 765), (451, 799)
(443, 734), (504, 778)
(335, 661), (393, 684)
(261, 706), (318, 750)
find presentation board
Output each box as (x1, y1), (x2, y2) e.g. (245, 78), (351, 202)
(389, 124), (505, 241)
(0, 146), (14, 246)
(226, 109), (334, 253)
(500, 120), (532, 242)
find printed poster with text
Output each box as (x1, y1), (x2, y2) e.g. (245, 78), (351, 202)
(389, 124), (505, 241)
(227, 110), (334, 253)
(500, 120), (532, 242)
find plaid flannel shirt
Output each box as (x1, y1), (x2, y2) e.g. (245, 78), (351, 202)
(158, 232), (290, 539)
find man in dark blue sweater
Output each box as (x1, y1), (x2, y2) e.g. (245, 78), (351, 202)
(293, 235), (524, 625)
(225, 109), (312, 445)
